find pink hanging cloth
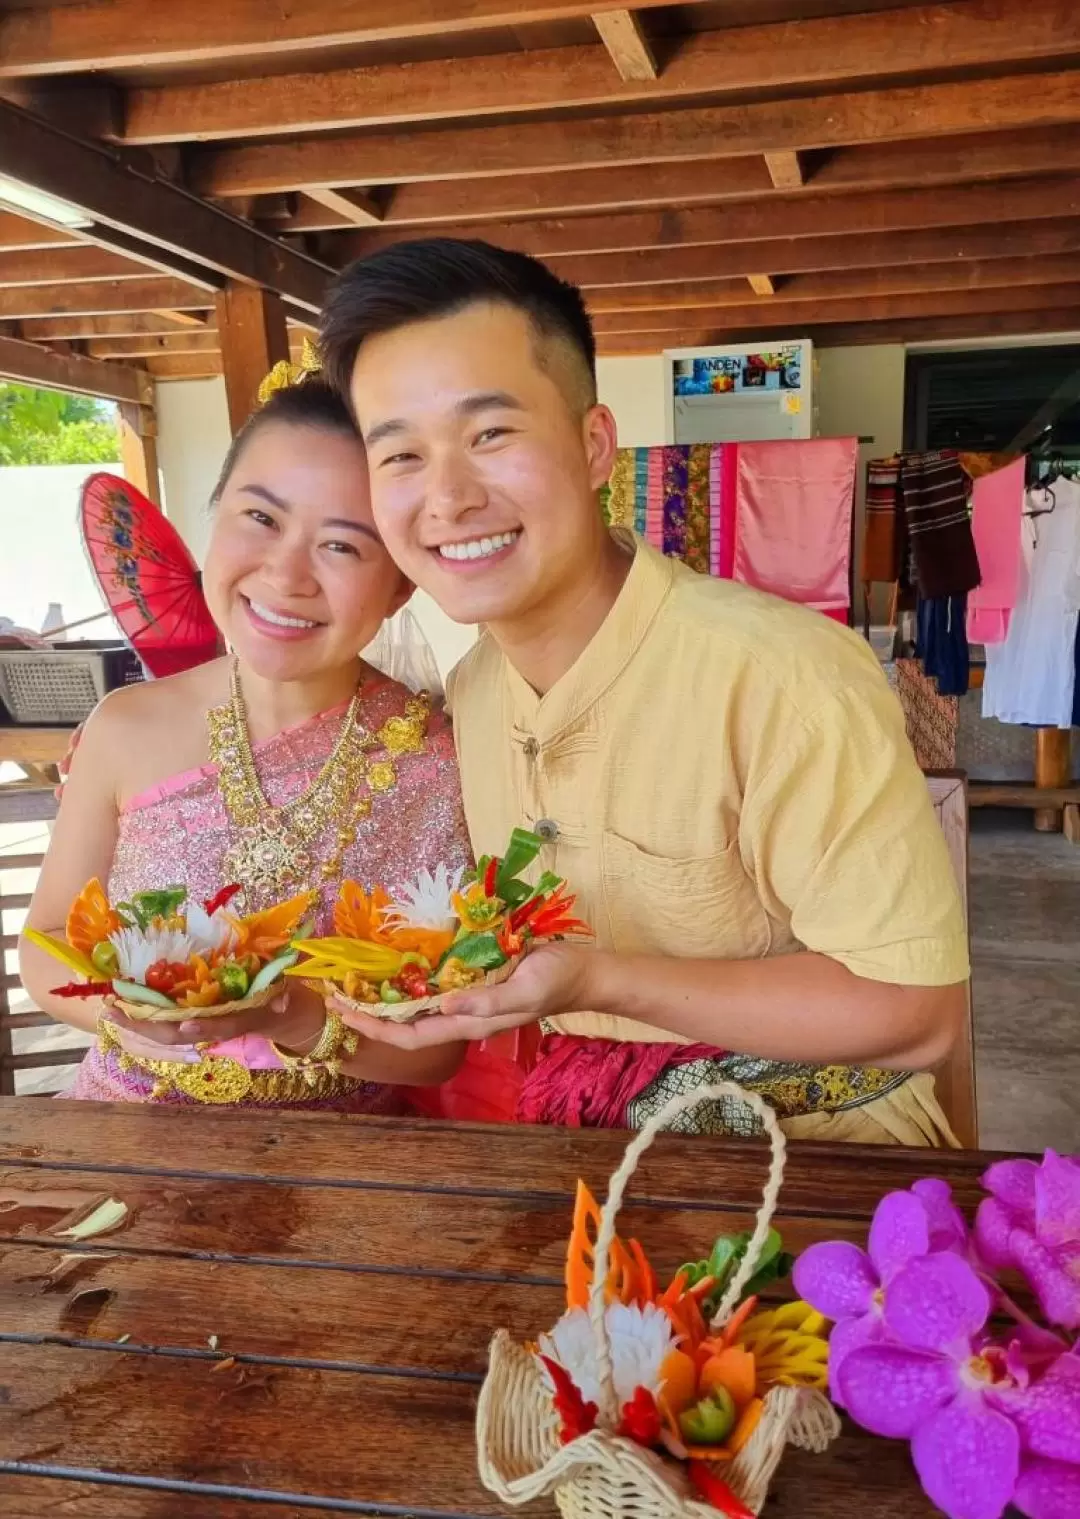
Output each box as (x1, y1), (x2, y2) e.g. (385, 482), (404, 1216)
(731, 437), (857, 617)
(966, 457), (1024, 645)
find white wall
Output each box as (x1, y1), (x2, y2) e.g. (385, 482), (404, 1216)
(153, 378), (476, 680)
(815, 345), (906, 622)
(597, 355), (666, 446)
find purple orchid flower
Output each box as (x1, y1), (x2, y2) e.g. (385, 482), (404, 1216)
(975, 1152), (1080, 1331)
(1013, 1456), (1080, 1519)
(794, 1186), (965, 1401)
(836, 1252), (1019, 1519)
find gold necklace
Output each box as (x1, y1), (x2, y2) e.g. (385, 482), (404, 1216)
(208, 662), (429, 911)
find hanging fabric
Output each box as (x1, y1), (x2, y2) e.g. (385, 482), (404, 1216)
(862, 454), (906, 585)
(899, 450), (981, 599)
(916, 595), (970, 698)
(966, 458), (1025, 645)
(982, 477), (1080, 728)
(730, 436), (857, 620)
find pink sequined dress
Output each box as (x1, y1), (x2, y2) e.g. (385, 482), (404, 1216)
(69, 671), (472, 1109)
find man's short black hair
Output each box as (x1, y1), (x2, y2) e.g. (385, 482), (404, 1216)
(318, 237), (597, 408)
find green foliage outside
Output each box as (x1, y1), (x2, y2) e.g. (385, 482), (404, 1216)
(0, 382), (121, 467)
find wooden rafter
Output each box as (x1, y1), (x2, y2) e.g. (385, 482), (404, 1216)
(334, 175), (1080, 261)
(764, 152), (804, 190)
(746, 275), (776, 297)
(0, 331), (152, 402)
(189, 71), (1080, 196)
(0, 278), (211, 320)
(302, 188), (384, 227)
(117, 0), (1080, 144)
(18, 312), (209, 340)
(0, 98), (332, 315)
(0, 212), (78, 251)
(0, 246), (160, 288)
(591, 11), (657, 83)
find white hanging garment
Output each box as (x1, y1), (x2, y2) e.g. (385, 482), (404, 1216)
(982, 477), (1080, 728)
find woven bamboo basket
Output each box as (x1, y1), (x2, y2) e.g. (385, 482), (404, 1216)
(113, 982), (278, 1025)
(332, 950), (525, 1024)
(476, 1082), (840, 1519)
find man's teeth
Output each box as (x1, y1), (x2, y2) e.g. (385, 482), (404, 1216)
(438, 531), (519, 563)
(249, 600), (319, 629)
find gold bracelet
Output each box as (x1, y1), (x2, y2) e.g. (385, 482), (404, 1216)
(271, 1011), (360, 1085)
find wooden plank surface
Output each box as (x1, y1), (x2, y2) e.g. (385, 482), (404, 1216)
(0, 728), (71, 766)
(0, 1102), (1000, 1517)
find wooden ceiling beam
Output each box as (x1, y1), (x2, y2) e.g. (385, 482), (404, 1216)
(588, 282), (1080, 336)
(586, 254), (1080, 313)
(18, 312), (210, 341)
(746, 275), (776, 297)
(261, 126), (1080, 230)
(120, 0), (1080, 144)
(0, 99), (332, 316)
(0, 246), (159, 287)
(190, 69), (1080, 196)
(0, 0), (686, 76)
(0, 278), (212, 320)
(335, 174), (1080, 261)
(302, 187), (384, 227)
(0, 212), (79, 251)
(764, 151), (804, 190)
(87, 332), (219, 358)
(553, 218), (1080, 288)
(596, 308), (1080, 356)
(591, 11), (657, 83)
(0, 331), (151, 403)
(144, 354), (224, 380)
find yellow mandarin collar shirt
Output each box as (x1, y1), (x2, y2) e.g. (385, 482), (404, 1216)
(447, 533), (969, 1044)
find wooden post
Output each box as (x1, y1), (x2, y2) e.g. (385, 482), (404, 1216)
(1034, 727), (1071, 832)
(118, 401), (161, 505)
(215, 282), (290, 434)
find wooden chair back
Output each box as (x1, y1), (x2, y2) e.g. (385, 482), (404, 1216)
(0, 786), (85, 1095)
(925, 772), (977, 1148)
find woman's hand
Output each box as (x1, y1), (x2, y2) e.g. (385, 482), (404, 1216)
(54, 722), (84, 800)
(105, 980), (328, 1053)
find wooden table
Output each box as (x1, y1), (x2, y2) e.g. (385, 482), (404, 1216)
(0, 726), (70, 790)
(0, 1102), (1003, 1517)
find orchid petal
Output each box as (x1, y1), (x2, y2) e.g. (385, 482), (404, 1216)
(837, 1345), (955, 1439)
(975, 1198), (1018, 1272)
(1013, 1457), (1080, 1519)
(982, 1158), (1039, 1222)
(1011, 1233), (1080, 1333)
(1004, 1353), (1080, 1465)
(1033, 1153), (1080, 1250)
(827, 1312), (888, 1407)
(912, 1178), (970, 1254)
(911, 1395), (1020, 1519)
(868, 1190), (932, 1282)
(884, 1252), (991, 1355)
(792, 1242), (878, 1322)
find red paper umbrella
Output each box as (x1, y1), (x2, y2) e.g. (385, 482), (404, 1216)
(80, 473), (222, 679)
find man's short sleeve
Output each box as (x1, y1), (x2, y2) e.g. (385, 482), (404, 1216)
(739, 677), (970, 987)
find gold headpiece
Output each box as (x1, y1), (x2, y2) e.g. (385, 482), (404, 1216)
(256, 336), (322, 407)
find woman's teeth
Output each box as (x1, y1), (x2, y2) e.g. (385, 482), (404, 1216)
(438, 531), (519, 562)
(248, 600), (319, 629)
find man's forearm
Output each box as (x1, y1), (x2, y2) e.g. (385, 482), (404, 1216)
(585, 949), (965, 1070)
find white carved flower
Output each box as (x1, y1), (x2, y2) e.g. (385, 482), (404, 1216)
(184, 902), (238, 959)
(109, 924), (194, 983)
(537, 1302), (677, 1410)
(381, 863), (465, 932)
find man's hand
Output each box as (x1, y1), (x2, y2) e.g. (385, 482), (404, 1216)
(333, 943), (595, 1050)
(106, 982), (327, 1053)
(54, 722), (84, 800)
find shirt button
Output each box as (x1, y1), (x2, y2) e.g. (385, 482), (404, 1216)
(522, 737), (540, 759)
(535, 818), (559, 843)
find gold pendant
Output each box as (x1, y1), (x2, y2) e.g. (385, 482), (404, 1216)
(223, 819), (312, 907)
(169, 1055), (255, 1105)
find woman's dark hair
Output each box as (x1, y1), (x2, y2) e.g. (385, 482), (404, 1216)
(319, 237), (597, 408)
(210, 379), (359, 506)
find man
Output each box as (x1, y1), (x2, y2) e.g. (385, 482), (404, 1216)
(319, 238), (969, 1143)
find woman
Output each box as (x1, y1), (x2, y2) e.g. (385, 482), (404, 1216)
(20, 381), (471, 1109)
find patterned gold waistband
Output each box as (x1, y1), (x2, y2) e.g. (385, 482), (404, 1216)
(97, 1020), (359, 1106)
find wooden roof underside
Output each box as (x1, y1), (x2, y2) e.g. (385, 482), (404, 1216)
(2, 0), (1080, 399)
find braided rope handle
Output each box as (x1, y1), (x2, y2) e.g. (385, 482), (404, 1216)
(587, 1081), (787, 1428)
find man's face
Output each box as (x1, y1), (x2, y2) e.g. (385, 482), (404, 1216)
(349, 301), (616, 628)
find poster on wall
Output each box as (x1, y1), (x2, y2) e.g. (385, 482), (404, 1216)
(672, 345), (804, 397)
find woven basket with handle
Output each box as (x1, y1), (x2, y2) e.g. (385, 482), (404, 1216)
(477, 1081), (840, 1518)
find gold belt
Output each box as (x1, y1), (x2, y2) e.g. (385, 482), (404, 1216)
(97, 1019), (358, 1106)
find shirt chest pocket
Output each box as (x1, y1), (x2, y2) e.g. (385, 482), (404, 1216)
(600, 830), (772, 961)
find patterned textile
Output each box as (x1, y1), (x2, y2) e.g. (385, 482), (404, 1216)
(862, 455), (906, 585)
(888, 657), (960, 770)
(899, 450), (981, 599)
(603, 440), (854, 614)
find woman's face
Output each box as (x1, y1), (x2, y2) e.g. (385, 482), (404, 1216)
(203, 420), (410, 684)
